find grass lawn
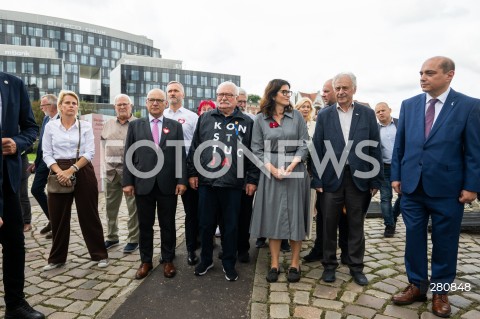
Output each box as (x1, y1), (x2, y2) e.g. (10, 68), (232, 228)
(27, 153), (36, 163)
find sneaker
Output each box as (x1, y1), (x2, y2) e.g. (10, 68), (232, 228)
(194, 262), (214, 276)
(215, 226), (221, 237)
(105, 240), (120, 249)
(266, 267), (280, 283)
(238, 251), (250, 263)
(123, 243), (139, 253)
(43, 263), (64, 271)
(287, 267), (301, 283)
(384, 225), (395, 238)
(256, 238), (267, 248)
(98, 259), (109, 268)
(280, 240), (291, 252)
(223, 267), (239, 281)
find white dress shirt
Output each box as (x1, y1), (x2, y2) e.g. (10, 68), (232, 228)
(163, 106), (198, 154)
(42, 118), (95, 168)
(425, 87), (450, 126)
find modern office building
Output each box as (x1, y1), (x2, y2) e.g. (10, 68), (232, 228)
(0, 9), (240, 112)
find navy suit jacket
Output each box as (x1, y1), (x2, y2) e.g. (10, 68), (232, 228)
(123, 116), (187, 195)
(312, 102), (383, 192)
(391, 89), (480, 197)
(0, 72), (38, 216)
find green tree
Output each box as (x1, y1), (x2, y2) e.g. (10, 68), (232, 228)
(31, 100), (44, 127)
(248, 94), (261, 104)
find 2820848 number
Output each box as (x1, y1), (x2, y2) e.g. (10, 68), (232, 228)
(430, 283), (471, 292)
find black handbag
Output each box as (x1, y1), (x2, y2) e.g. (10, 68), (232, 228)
(46, 120), (81, 194)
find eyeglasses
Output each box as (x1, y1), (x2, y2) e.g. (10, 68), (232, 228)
(217, 93), (236, 99)
(237, 100), (247, 104)
(147, 98), (165, 104)
(115, 103), (130, 107)
(278, 90), (293, 97)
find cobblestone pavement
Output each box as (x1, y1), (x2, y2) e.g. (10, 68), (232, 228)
(1, 188), (479, 318)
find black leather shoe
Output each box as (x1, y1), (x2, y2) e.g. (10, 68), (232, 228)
(322, 269), (336, 283)
(350, 270), (368, 286)
(187, 251), (198, 265)
(5, 303), (45, 319)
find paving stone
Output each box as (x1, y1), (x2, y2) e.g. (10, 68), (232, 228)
(82, 300), (106, 316)
(294, 291), (310, 305)
(312, 298), (344, 310)
(68, 289), (101, 301)
(313, 285), (340, 299)
(64, 300), (88, 313)
(383, 304), (419, 319)
(47, 312), (77, 319)
(270, 282), (288, 292)
(98, 287), (121, 301)
(251, 303), (268, 319)
(372, 315), (396, 319)
(289, 282), (313, 291)
(44, 297), (74, 308)
(270, 304), (290, 319)
(375, 268), (398, 277)
(340, 291), (357, 303)
(252, 286), (268, 303)
(356, 294), (387, 309)
(270, 291), (290, 303)
(372, 282), (399, 294)
(461, 309), (480, 319)
(324, 311), (342, 319)
(293, 306), (322, 319)
(449, 294), (473, 308)
(344, 305), (377, 319)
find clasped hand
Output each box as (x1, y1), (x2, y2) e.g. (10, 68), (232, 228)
(56, 170), (73, 186)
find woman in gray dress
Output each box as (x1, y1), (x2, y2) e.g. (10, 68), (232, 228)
(250, 79), (310, 283)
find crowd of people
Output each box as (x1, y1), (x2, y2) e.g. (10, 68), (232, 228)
(1, 55), (479, 318)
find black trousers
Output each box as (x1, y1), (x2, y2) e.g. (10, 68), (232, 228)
(181, 186), (199, 253)
(237, 192), (254, 254)
(31, 160), (50, 219)
(0, 165), (26, 309)
(321, 169), (370, 272)
(136, 183), (177, 263)
(20, 154), (31, 223)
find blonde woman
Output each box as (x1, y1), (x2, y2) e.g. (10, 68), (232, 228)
(42, 90), (108, 270)
(295, 97), (316, 138)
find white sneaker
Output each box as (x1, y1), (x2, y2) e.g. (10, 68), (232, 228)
(43, 263), (64, 271)
(98, 259), (109, 268)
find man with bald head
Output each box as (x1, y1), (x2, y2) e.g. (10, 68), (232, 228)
(123, 89), (187, 280)
(374, 102), (400, 237)
(391, 56), (480, 317)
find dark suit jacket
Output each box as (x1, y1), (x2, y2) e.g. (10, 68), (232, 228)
(0, 72), (38, 217)
(391, 89), (480, 197)
(312, 102), (383, 192)
(123, 116), (187, 195)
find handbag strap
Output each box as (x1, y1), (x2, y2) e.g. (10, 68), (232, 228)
(75, 119), (81, 162)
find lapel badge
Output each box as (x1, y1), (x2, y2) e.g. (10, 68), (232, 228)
(178, 118), (185, 124)
(4, 80), (8, 85)
(163, 127), (170, 134)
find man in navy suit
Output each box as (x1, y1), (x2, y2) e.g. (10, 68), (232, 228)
(123, 88), (187, 280)
(312, 72), (383, 286)
(28, 94), (58, 238)
(391, 56), (480, 318)
(0, 72), (43, 318)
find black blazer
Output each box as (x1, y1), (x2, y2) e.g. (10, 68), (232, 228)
(312, 102), (383, 192)
(123, 116), (187, 195)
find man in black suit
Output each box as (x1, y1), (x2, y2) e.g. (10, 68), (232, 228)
(0, 72), (44, 318)
(312, 72), (383, 286)
(123, 88), (187, 280)
(28, 94), (58, 238)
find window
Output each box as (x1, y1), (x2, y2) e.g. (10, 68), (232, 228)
(211, 78), (218, 87)
(64, 63), (71, 72)
(83, 45), (90, 54)
(98, 38), (103, 46)
(175, 74), (180, 82)
(39, 63), (48, 74)
(21, 26), (27, 35)
(102, 59), (109, 67)
(152, 72), (158, 82)
(64, 32), (71, 41)
(6, 24), (15, 34)
(196, 88), (203, 98)
(60, 42), (68, 51)
(51, 64), (60, 76)
(48, 78), (56, 89)
(111, 51), (120, 59)
(94, 47), (101, 56)
(201, 76), (208, 86)
(205, 88), (212, 98)
(192, 75), (197, 85)
(131, 70), (139, 81)
(22, 62), (34, 74)
(88, 36), (94, 45)
(127, 83), (136, 94)
(162, 73), (169, 83)
(51, 40), (59, 49)
(11, 36), (21, 45)
(186, 87), (192, 96)
(144, 71), (151, 81)
(184, 74), (191, 85)
(40, 39), (50, 47)
(111, 60), (116, 68)
(90, 57), (96, 65)
(7, 61), (16, 73)
(35, 28), (43, 37)
(30, 38), (36, 46)
(69, 53), (78, 62)
(75, 44), (82, 53)
(81, 55), (88, 64)
(73, 33), (83, 43)
(28, 27), (35, 36)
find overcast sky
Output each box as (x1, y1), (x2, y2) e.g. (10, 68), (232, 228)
(4, 0), (480, 115)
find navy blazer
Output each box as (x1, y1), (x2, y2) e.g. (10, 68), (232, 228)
(0, 72), (38, 197)
(391, 89), (480, 197)
(123, 116), (187, 195)
(312, 102), (383, 192)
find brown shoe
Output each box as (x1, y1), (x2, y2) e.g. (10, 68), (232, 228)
(46, 232), (53, 239)
(23, 224), (32, 232)
(40, 222), (52, 234)
(135, 262), (153, 280)
(164, 262), (176, 278)
(392, 283), (427, 305)
(432, 294), (451, 318)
